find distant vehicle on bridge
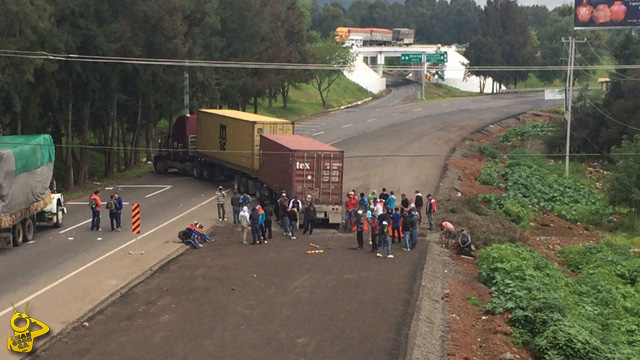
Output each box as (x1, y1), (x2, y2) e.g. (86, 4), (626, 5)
(334, 27), (414, 47)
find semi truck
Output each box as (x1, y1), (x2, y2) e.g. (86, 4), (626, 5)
(0, 135), (66, 249)
(153, 109), (344, 224)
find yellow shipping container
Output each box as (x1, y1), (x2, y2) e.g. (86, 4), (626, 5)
(196, 109), (294, 173)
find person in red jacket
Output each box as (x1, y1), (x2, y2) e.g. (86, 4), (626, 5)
(89, 190), (102, 231)
(344, 192), (358, 231)
(426, 194), (437, 230)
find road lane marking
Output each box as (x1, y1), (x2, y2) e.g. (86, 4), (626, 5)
(328, 139), (342, 145)
(145, 186), (172, 198)
(391, 113), (399, 116)
(441, 103), (450, 107)
(367, 118), (377, 122)
(342, 124), (353, 128)
(312, 131), (325, 136)
(59, 219), (92, 234)
(413, 108), (423, 112)
(0, 195), (218, 318)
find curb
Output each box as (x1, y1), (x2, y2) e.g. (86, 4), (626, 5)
(327, 97), (373, 112)
(29, 242), (190, 359)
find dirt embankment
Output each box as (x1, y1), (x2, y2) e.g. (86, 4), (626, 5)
(438, 112), (604, 360)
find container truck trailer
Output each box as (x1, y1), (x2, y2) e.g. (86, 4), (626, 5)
(0, 135), (66, 249)
(153, 110), (344, 224)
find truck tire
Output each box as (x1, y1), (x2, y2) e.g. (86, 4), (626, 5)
(153, 159), (168, 174)
(22, 217), (35, 242)
(202, 165), (214, 181)
(53, 203), (64, 228)
(192, 164), (203, 179)
(12, 223), (24, 247)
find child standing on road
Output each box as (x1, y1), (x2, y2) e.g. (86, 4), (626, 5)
(376, 221), (393, 258)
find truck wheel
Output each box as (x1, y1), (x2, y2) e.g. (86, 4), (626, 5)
(22, 217), (35, 242)
(192, 164), (203, 179)
(154, 159), (168, 174)
(53, 203), (64, 228)
(202, 166), (214, 181)
(12, 223), (24, 247)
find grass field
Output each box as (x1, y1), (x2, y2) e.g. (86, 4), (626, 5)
(258, 75), (372, 121)
(421, 82), (476, 101)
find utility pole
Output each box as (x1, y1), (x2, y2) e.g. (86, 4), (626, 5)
(184, 68), (190, 116)
(422, 57), (426, 100)
(562, 37), (586, 177)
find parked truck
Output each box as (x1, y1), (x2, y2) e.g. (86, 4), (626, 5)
(0, 135), (66, 249)
(153, 109), (344, 224)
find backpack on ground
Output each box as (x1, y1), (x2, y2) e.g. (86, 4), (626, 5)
(89, 196), (97, 210)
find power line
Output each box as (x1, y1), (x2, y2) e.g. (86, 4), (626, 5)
(3, 48), (640, 72)
(2, 140), (639, 157)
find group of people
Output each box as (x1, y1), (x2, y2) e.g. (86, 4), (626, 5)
(88, 190), (124, 232)
(345, 187), (474, 258)
(199, 185), (474, 257)
(180, 221), (213, 249)
(345, 188), (436, 257)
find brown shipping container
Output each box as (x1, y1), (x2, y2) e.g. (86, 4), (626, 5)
(196, 109), (294, 174)
(259, 134), (344, 206)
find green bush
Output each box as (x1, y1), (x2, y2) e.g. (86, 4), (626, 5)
(499, 121), (556, 143)
(477, 154), (613, 226)
(477, 166), (503, 187)
(477, 144), (500, 160)
(477, 243), (640, 360)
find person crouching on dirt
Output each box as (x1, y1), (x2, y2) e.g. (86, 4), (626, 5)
(440, 220), (455, 249)
(376, 221), (393, 258)
(457, 230), (475, 258)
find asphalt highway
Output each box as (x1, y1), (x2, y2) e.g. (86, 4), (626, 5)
(0, 79), (561, 359)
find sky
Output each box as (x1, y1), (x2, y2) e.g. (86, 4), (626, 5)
(475, 0), (570, 8)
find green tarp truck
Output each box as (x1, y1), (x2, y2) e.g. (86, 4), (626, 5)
(0, 135), (66, 248)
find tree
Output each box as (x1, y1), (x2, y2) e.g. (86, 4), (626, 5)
(607, 135), (640, 226)
(308, 38), (355, 107)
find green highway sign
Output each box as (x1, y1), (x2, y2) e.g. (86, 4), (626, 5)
(401, 53), (423, 63)
(425, 52), (448, 63)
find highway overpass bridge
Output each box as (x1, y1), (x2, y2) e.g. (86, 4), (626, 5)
(344, 45), (500, 95)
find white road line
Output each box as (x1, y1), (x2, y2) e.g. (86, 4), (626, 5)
(342, 124), (353, 128)
(115, 185), (168, 188)
(413, 108), (423, 112)
(312, 131), (325, 136)
(367, 118), (377, 122)
(295, 125), (319, 128)
(58, 219), (92, 234)
(314, 122), (327, 125)
(441, 103), (450, 107)
(328, 139), (342, 145)
(0, 195), (218, 318)
(145, 186), (172, 198)
(391, 113), (400, 116)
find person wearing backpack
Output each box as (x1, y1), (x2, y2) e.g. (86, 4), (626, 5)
(106, 194), (118, 231)
(89, 190), (102, 231)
